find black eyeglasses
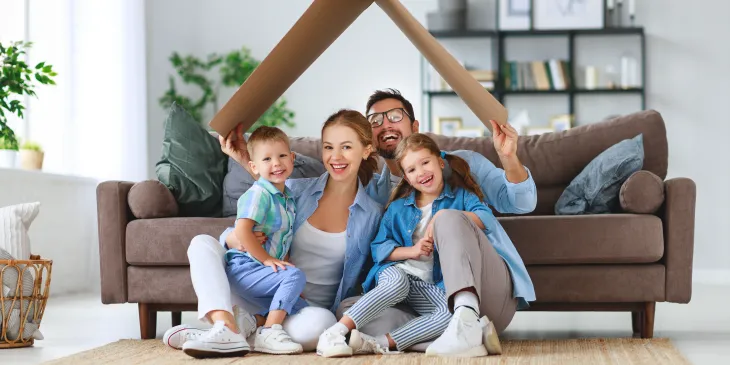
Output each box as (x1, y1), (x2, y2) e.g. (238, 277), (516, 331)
(366, 108), (412, 128)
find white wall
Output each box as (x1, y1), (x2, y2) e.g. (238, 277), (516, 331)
(144, 1), (730, 273)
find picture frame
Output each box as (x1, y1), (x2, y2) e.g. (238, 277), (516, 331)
(532, 0), (605, 30)
(498, 0), (531, 30)
(455, 127), (485, 138)
(434, 117), (463, 137)
(550, 114), (573, 132)
(526, 126), (554, 136)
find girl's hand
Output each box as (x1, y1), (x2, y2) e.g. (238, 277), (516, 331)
(412, 237), (434, 259)
(263, 258), (295, 273)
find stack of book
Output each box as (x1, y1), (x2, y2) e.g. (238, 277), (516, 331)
(436, 69), (495, 91)
(502, 60), (572, 91)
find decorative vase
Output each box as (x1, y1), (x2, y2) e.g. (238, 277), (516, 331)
(0, 149), (18, 168)
(19, 150), (44, 171)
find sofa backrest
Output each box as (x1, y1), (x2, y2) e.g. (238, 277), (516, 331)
(288, 109), (668, 216)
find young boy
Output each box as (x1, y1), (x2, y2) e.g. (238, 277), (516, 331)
(224, 126), (307, 355)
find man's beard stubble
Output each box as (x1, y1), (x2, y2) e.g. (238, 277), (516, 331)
(376, 147), (396, 160)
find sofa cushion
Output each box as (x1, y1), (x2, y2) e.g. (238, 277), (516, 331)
(155, 102), (228, 217)
(555, 134), (644, 215)
(125, 217), (234, 265)
(620, 170), (665, 214)
(500, 214), (664, 265)
(128, 180), (179, 219)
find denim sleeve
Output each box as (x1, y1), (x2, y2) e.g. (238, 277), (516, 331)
(463, 191), (497, 234)
(467, 152), (537, 214)
(365, 171), (391, 207)
(370, 210), (400, 264)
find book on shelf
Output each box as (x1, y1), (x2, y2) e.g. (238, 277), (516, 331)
(502, 60), (572, 91)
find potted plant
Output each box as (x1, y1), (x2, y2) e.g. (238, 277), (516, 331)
(19, 140), (43, 170)
(0, 40), (57, 168)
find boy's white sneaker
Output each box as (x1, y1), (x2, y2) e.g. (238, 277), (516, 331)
(348, 330), (401, 355)
(162, 324), (207, 349)
(425, 306), (488, 357)
(252, 324), (303, 354)
(316, 328), (353, 358)
(182, 321), (251, 358)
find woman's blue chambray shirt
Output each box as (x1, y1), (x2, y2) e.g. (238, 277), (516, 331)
(362, 183), (498, 294)
(220, 172), (383, 314)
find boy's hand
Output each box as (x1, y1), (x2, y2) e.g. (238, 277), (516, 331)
(263, 258), (295, 273)
(411, 237), (434, 259)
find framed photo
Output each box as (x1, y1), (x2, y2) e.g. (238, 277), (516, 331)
(550, 114), (573, 132)
(435, 117), (463, 137)
(455, 127), (485, 138)
(498, 0), (531, 30)
(526, 126), (554, 136)
(533, 0), (605, 30)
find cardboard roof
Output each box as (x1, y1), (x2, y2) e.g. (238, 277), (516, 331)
(208, 0), (507, 138)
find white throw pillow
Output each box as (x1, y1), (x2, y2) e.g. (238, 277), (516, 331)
(0, 202), (40, 260)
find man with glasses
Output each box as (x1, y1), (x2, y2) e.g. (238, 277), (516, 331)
(337, 88), (538, 358)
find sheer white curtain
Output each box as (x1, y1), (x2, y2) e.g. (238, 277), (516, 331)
(24, 0), (147, 182)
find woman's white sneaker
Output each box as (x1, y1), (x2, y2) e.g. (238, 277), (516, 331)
(425, 306), (488, 357)
(253, 324), (303, 354)
(316, 328), (353, 357)
(162, 324), (207, 349)
(181, 321), (251, 358)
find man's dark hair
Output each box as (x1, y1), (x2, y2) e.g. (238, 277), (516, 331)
(365, 88), (416, 123)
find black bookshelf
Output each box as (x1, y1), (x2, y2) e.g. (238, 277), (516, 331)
(421, 27), (646, 132)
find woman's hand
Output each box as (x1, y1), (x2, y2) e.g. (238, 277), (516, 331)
(219, 123), (252, 168)
(490, 120), (519, 159)
(263, 257), (295, 273)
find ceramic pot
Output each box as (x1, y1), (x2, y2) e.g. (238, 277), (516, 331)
(19, 150), (44, 170)
(0, 149), (18, 168)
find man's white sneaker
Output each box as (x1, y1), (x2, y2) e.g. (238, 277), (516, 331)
(482, 317), (503, 355)
(162, 324), (207, 349)
(425, 306), (488, 358)
(253, 324), (303, 354)
(316, 328), (353, 358)
(182, 321), (250, 358)
(348, 330), (401, 355)
(233, 305), (259, 339)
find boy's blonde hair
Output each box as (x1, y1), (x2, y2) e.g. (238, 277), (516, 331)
(246, 126), (291, 158)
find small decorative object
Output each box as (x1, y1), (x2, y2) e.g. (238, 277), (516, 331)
(498, 0), (531, 30)
(604, 64), (619, 88)
(455, 127), (485, 138)
(19, 141), (44, 171)
(0, 41), (57, 169)
(434, 117), (463, 137)
(526, 126), (555, 135)
(606, 0), (615, 27)
(533, 0), (605, 30)
(551, 114), (573, 132)
(585, 66), (598, 89)
(620, 54), (639, 88)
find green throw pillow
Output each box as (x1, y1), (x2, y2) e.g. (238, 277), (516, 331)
(155, 102), (227, 217)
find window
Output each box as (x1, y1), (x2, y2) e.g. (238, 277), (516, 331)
(0, 0), (29, 140)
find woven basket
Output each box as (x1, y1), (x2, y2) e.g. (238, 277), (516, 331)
(0, 254), (52, 348)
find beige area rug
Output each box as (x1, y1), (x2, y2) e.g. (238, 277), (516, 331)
(42, 338), (691, 365)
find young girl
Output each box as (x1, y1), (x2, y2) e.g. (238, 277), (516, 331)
(316, 133), (498, 357)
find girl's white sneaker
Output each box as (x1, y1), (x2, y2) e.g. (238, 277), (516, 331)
(252, 324), (303, 354)
(182, 321), (251, 358)
(316, 328), (353, 358)
(348, 330), (401, 355)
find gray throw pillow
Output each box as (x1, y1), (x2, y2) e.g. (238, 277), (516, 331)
(221, 152), (326, 218)
(555, 134), (644, 215)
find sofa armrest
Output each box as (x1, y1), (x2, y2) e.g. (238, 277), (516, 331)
(96, 180), (135, 304)
(662, 177), (696, 303)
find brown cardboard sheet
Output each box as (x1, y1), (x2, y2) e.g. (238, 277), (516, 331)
(208, 0), (375, 137)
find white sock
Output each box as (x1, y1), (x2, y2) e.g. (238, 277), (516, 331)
(454, 291), (480, 316)
(376, 335), (390, 349)
(328, 322), (350, 335)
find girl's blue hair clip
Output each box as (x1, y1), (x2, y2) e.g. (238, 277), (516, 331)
(440, 151), (447, 159)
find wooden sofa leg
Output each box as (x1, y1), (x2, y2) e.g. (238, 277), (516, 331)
(641, 302), (655, 339)
(138, 303), (157, 339)
(631, 311), (642, 337)
(172, 311), (182, 327)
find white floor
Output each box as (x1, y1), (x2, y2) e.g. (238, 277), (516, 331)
(3, 284), (730, 364)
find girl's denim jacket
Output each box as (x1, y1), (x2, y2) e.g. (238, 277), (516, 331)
(361, 183), (497, 293)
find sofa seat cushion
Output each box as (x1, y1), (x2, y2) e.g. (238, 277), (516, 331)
(126, 217), (234, 265)
(499, 214), (664, 265)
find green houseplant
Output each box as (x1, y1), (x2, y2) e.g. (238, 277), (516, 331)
(0, 40), (56, 168)
(19, 139), (44, 170)
(159, 47), (295, 132)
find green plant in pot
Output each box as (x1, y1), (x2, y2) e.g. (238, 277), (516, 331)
(0, 40), (56, 168)
(159, 46), (295, 132)
(19, 140), (44, 170)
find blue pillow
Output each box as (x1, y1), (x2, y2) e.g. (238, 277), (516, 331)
(555, 134), (644, 215)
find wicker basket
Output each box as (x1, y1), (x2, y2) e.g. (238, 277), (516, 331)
(0, 254), (52, 348)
